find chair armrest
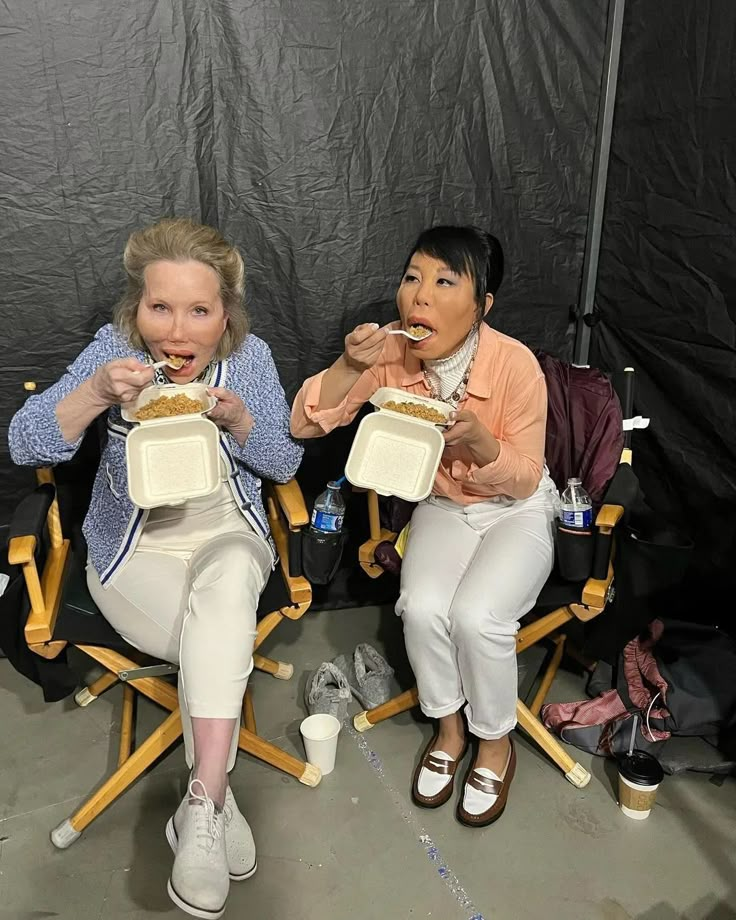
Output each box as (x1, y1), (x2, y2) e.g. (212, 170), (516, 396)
(591, 503), (625, 582)
(8, 535), (37, 565)
(268, 480), (309, 529)
(6, 487), (71, 645)
(595, 503), (624, 533)
(581, 561), (614, 612)
(588, 462), (640, 586)
(264, 479), (308, 582)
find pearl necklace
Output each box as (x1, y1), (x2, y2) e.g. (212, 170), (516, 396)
(421, 326), (479, 406)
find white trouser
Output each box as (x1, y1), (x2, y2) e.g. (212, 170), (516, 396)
(87, 531), (272, 772)
(395, 481), (557, 739)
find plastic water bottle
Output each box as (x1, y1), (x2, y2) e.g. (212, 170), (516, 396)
(560, 478), (593, 530)
(310, 481), (346, 534)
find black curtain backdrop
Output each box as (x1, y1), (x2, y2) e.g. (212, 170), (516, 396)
(1, 0), (606, 526)
(592, 0), (736, 608)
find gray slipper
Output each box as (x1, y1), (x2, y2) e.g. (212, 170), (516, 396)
(334, 644), (394, 710)
(304, 662), (352, 722)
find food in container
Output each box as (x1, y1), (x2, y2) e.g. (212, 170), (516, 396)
(134, 393), (207, 421)
(381, 400), (447, 425)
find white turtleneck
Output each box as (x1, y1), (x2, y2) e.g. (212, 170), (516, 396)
(423, 327), (478, 403)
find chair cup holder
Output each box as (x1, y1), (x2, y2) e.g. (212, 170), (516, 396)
(555, 521), (594, 582)
(302, 529), (346, 586)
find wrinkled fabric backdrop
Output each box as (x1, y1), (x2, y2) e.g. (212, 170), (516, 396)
(2, 1), (733, 601)
(0, 0), (605, 518)
(593, 0), (736, 605)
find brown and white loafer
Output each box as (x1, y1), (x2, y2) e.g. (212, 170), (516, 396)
(411, 734), (468, 809)
(457, 737), (516, 828)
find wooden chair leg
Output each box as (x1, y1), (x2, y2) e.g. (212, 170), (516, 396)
(75, 670), (119, 707)
(529, 635), (566, 716)
(117, 684), (136, 767)
(50, 708), (183, 848)
(353, 687), (420, 732)
(254, 611), (285, 649)
(77, 646), (179, 713)
(516, 607), (573, 652)
(243, 687), (257, 734)
(515, 698), (590, 788)
(237, 726), (321, 787)
(253, 652), (293, 680)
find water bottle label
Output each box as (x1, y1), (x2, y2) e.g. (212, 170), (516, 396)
(312, 510), (343, 533)
(561, 508), (593, 529)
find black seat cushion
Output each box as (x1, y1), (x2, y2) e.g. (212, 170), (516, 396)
(53, 552), (295, 650)
(533, 569), (585, 613)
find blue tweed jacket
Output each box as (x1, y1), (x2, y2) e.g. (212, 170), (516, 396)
(8, 324), (304, 586)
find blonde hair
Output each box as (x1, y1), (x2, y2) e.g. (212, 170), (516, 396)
(113, 217), (248, 359)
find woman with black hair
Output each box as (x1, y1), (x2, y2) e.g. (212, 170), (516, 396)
(292, 226), (557, 827)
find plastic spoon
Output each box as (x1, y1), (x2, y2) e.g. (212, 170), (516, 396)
(133, 358), (185, 376)
(151, 358), (186, 370)
(387, 328), (432, 342)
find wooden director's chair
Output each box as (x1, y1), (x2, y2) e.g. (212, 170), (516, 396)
(354, 371), (641, 790)
(8, 387), (317, 849)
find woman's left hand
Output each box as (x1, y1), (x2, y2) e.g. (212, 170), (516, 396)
(207, 387), (255, 447)
(443, 409), (500, 465)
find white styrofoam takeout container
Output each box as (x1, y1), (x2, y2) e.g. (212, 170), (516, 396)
(122, 383), (220, 509)
(345, 410), (445, 502)
(369, 387), (452, 427)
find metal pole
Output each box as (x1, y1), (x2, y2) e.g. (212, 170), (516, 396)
(572, 0), (627, 366)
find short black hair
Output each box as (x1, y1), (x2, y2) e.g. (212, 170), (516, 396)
(403, 225), (505, 313)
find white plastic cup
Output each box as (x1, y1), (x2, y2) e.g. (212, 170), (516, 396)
(299, 713), (341, 775)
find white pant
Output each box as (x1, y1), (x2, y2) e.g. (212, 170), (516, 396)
(87, 530), (272, 771)
(395, 482), (557, 739)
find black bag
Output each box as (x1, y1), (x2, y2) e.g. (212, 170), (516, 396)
(545, 619), (736, 775)
(650, 620), (736, 741)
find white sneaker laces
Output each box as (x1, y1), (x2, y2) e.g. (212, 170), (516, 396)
(188, 780), (224, 851)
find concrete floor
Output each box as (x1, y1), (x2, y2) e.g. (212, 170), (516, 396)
(1, 605), (735, 920)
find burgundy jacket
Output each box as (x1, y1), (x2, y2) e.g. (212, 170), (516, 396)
(534, 352), (623, 504)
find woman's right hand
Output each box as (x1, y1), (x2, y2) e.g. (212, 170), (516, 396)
(89, 358), (155, 408)
(343, 323), (389, 373)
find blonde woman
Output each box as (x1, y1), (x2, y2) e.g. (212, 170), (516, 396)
(10, 218), (303, 918)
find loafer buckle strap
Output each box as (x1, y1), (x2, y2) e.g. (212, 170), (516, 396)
(425, 753), (456, 775)
(467, 772), (502, 795)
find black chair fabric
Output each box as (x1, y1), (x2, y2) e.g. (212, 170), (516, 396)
(3, 485), (298, 700)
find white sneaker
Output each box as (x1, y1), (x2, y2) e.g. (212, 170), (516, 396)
(223, 785), (257, 881)
(167, 782), (257, 882)
(166, 780), (229, 919)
